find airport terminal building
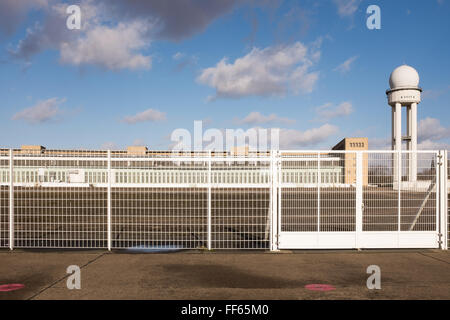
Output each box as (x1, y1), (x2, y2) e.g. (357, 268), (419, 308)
(0, 138), (368, 188)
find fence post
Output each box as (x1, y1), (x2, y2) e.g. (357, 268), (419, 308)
(270, 150), (279, 251)
(277, 151), (281, 250)
(9, 149), (14, 250)
(107, 150), (112, 251)
(317, 152), (321, 233)
(355, 151), (363, 249)
(397, 150), (402, 244)
(207, 150), (212, 250)
(445, 151), (449, 250)
(439, 150), (448, 250)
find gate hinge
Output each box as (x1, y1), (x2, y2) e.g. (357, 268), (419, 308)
(437, 155), (443, 166)
(437, 233), (443, 246)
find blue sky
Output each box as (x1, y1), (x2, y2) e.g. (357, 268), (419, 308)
(0, 0), (449, 150)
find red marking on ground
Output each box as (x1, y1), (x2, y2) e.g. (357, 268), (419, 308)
(305, 284), (335, 291)
(0, 284), (25, 292)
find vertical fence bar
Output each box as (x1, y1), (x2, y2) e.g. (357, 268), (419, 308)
(269, 151), (273, 249)
(355, 152), (363, 248)
(9, 149), (14, 250)
(439, 150), (447, 250)
(270, 150), (279, 251)
(445, 151), (449, 250)
(436, 152), (440, 237)
(207, 150), (212, 250)
(107, 150), (112, 251)
(397, 150), (402, 243)
(277, 151), (281, 249)
(436, 151), (441, 237)
(317, 152), (321, 233)
(266, 151), (273, 244)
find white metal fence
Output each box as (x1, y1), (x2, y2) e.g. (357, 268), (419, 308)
(0, 149), (447, 250)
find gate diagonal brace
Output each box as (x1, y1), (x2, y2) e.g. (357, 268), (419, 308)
(409, 161), (438, 231)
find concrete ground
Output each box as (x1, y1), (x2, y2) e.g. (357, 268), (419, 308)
(0, 249), (449, 300)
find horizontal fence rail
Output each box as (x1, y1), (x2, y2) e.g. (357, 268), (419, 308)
(0, 149), (447, 251)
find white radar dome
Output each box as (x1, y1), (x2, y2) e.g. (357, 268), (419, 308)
(389, 65), (420, 89)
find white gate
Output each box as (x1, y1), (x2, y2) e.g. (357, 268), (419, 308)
(277, 150), (445, 249)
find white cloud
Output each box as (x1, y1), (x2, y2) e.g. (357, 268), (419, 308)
(132, 139), (146, 146)
(173, 52), (185, 60)
(10, 0), (152, 71)
(368, 137), (450, 151)
(236, 111), (295, 125)
(368, 118), (450, 151)
(197, 41), (320, 100)
(122, 108), (166, 124)
(202, 118), (213, 126)
(333, 56), (358, 74)
(100, 142), (119, 150)
(60, 20), (152, 70)
(422, 85), (450, 100)
(417, 139), (450, 150)
(172, 53), (198, 72)
(368, 137), (390, 150)
(12, 97), (66, 124)
(279, 124), (339, 148)
(418, 117), (450, 142)
(315, 101), (354, 121)
(8, 0), (257, 70)
(333, 0), (362, 17)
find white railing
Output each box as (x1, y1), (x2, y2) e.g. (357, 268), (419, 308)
(0, 149), (447, 250)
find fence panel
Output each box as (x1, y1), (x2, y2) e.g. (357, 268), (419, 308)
(321, 152), (356, 232)
(363, 152), (438, 231)
(280, 152), (356, 233)
(359, 151), (440, 248)
(400, 152), (437, 231)
(111, 156), (208, 249)
(211, 188), (270, 249)
(280, 186), (317, 232)
(280, 153), (322, 233)
(210, 158), (271, 249)
(363, 152), (399, 231)
(278, 151), (357, 249)
(13, 150), (108, 248)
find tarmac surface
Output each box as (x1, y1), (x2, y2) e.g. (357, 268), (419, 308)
(0, 249), (449, 300)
